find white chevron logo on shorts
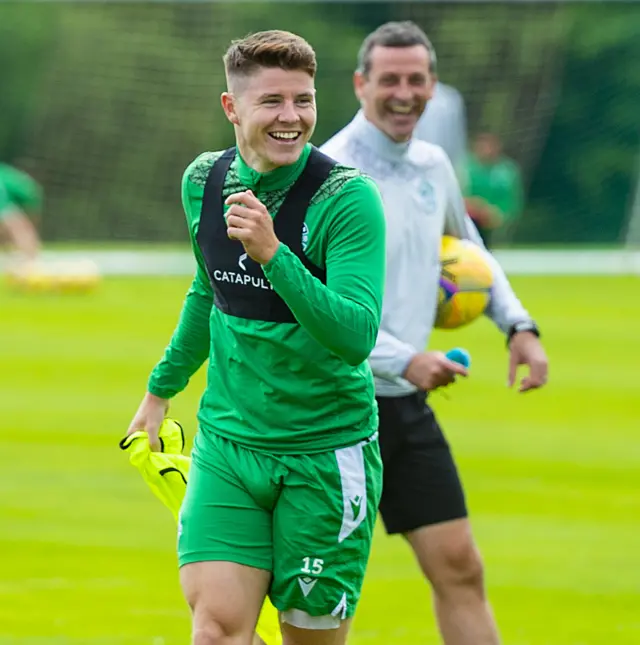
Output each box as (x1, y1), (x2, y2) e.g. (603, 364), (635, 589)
(298, 576), (317, 597)
(238, 253), (248, 271)
(331, 592), (347, 619)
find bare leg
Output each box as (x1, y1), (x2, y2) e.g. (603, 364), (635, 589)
(180, 561), (271, 645)
(0, 208), (41, 261)
(407, 518), (500, 645)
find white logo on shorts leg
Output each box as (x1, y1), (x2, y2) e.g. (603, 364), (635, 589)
(331, 593), (347, 620)
(238, 253), (248, 271)
(298, 577), (318, 597)
(335, 444), (367, 542)
(349, 494), (363, 520)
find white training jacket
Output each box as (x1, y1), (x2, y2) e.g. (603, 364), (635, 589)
(321, 111), (531, 397)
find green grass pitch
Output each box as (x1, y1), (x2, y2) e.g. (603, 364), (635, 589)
(1, 275), (639, 644)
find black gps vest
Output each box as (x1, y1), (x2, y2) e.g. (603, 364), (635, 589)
(196, 147), (336, 323)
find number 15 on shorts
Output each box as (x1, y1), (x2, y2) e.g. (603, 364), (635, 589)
(301, 557), (324, 575)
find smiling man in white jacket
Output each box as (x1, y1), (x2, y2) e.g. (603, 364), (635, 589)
(321, 21), (549, 645)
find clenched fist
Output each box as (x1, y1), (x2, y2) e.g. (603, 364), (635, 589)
(225, 190), (280, 265)
(403, 351), (469, 392)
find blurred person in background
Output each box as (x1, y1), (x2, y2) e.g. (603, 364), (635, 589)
(462, 131), (524, 248)
(0, 162), (42, 265)
(322, 21), (548, 645)
(414, 79), (467, 173)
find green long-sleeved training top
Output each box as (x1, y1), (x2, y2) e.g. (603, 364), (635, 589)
(148, 144), (386, 454)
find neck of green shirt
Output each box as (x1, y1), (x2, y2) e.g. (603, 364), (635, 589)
(235, 144), (312, 193)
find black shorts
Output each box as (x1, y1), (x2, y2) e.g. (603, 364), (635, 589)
(377, 392), (468, 535)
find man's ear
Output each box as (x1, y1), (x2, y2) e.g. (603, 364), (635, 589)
(221, 92), (240, 125)
(353, 71), (366, 103)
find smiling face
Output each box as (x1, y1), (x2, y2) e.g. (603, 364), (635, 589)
(221, 67), (317, 173)
(354, 44), (435, 143)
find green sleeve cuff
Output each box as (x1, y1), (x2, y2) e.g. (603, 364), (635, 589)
(261, 242), (285, 276)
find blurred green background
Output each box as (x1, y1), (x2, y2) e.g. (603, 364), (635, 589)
(1, 1), (639, 244)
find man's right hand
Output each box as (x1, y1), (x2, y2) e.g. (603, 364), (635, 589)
(402, 351), (469, 392)
(126, 392), (170, 452)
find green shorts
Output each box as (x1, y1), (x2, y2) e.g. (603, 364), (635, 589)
(178, 431), (383, 621)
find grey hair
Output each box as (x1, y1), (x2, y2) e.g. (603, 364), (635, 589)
(357, 21), (437, 76)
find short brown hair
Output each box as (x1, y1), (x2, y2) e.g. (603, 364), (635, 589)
(224, 30), (317, 83)
(357, 21), (437, 76)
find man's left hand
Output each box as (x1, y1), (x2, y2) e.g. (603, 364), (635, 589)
(225, 190), (280, 265)
(508, 332), (549, 393)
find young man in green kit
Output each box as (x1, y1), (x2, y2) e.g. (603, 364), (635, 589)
(0, 163), (42, 263)
(126, 30), (386, 645)
(462, 131), (524, 248)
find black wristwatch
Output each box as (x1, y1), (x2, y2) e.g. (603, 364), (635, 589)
(507, 320), (541, 345)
